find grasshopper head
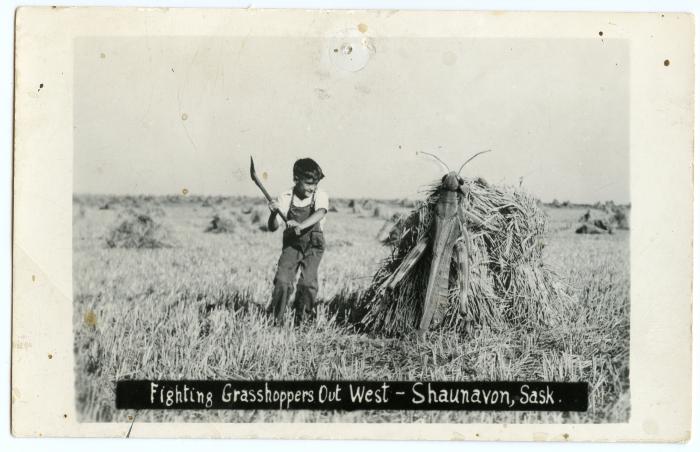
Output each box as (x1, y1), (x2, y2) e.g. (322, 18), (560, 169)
(441, 171), (465, 192)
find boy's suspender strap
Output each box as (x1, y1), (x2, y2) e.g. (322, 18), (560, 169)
(287, 191), (317, 215)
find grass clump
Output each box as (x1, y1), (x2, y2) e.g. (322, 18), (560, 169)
(205, 213), (238, 234)
(105, 210), (173, 249)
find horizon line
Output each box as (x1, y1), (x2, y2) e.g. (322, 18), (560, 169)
(72, 192), (632, 206)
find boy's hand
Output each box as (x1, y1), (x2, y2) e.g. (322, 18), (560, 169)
(286, 220), (301, 235)
(268, 200), (280, 213)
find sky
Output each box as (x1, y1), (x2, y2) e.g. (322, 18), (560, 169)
(74, 36), (629, 203)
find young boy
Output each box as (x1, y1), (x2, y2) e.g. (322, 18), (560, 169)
(266, 158), (328, 325)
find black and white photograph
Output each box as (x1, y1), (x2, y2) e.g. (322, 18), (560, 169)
(10, 7), (693, 442)
(72, 29), (631, 423)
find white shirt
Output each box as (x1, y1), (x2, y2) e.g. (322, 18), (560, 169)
(277, 188), (330, 230)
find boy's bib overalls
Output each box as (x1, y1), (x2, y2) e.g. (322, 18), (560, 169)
(268, 193), (325, 324)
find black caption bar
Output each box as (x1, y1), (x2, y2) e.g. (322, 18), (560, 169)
(116, 380), (587, 411)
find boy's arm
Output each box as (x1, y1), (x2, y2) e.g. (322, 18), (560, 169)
(267, 196), (283, 231)
(297, 209), (327, 230)
(296, 191), (329, 230)
(267, 210), (279, 231)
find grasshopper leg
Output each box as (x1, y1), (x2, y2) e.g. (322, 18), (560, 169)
(456, 239), (469, 315)
(381, 236), (428, 291)
(456, 205), (470, 316)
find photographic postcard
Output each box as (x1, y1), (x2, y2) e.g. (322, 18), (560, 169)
(11, 7), (693, 441)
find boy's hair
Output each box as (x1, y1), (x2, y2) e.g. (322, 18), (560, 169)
(293, 158), (325, 183)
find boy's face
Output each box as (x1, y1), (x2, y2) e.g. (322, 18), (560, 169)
(294, 177), (318, 199)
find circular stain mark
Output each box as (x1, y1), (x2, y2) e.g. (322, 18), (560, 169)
(329, 29), (373, 72)
(442, 51), (457, 66)
(664, 59), (670, 66)
(182, 188), (189, 195)
(262, 171), (268, 181)
(358, 23), (368, 33)
(100, 52), (106, 59)
(48, 354), (53, 359)
(31, 275), (36, 282)
(563, 433), (570, 440)
(128, 415), (134, 421)
(642, 419), (659, 435)
(598, 31), (604, 36)
(63, 414), (68, 419)
(181, 113), (188, 121)
(84, 310), (97, 327)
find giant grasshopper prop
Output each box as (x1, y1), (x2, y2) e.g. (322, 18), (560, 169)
(382, 150), (493, 335)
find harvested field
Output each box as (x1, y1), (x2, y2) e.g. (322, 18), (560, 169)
(73, 194), (630, 424)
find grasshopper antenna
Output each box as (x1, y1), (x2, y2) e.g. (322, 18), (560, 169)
(457, 149), (493, 175)
(419, 151), (450, 173)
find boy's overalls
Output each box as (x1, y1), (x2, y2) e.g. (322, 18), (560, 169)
(268, 193), (325, 324)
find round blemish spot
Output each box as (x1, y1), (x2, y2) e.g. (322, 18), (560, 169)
(598, 31), (603, 36)
(328, 30), (372, 72)
(442, 51), (457, 66)
(262, 171), (268, 181)
(664, 59), (670, 66)
(31, 275), (36, 282)
(100, 52), (106, 59)
(63, 414), (68, 419)
(84, 310), (97, 327)
(182, 188), (189, 195)
(48, 354), (53, 359)
(358, 23), (368, 33)
(181, 113), (188, 121)
(128, 415), (134, 421)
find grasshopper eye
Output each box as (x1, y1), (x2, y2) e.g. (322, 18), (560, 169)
(458, 177), (464, 185)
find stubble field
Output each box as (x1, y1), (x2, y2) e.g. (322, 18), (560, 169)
(73, 194), (630, 424)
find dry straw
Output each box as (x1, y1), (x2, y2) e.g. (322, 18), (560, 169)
(361, 179), (571, 335)
(105, 210), (173, 249)
(205, 213), (238, 234)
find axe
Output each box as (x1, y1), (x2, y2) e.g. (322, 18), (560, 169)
(249, 156), (287, 226)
